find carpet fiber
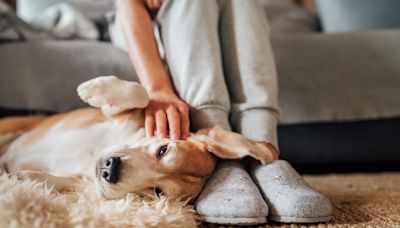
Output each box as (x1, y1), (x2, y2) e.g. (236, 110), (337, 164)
(1, 173), (400, 227)
(204, 172), (400, 227)
(0, 174), (198, 227)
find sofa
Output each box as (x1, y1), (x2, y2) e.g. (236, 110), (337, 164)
(1, 0), (399, 170)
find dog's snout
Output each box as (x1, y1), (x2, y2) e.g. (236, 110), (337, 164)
(100, 157), (121, 184)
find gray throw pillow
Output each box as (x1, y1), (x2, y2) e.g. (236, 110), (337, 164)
(316, 0), (400, 32)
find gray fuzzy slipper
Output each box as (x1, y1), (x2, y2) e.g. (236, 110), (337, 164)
(195, 160), (269, 225)
(251, 160), (333, 223)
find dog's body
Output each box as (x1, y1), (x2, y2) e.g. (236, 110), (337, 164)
(0, 76), (277, 200)
(1, 108), (145, 177)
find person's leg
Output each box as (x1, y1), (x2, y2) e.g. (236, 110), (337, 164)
(155, 0), (268, 225)
(218, 0), (280, 148)
(155, 0), (231, 131)
(218, 0), (333, 223)
(109, 0), (230, 131)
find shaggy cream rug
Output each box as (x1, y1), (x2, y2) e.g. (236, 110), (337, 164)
(2, 172), (400, 227)
(0, 174), (197, 227)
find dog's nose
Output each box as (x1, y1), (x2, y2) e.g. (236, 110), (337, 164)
(100, 157), (121, 183)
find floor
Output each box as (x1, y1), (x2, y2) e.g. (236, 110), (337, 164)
(202, 172), (400, 227)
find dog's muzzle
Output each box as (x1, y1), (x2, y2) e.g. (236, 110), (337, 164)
(97, 156), (121, 184)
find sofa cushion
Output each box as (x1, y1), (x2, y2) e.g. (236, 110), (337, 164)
(272, 29), (400, 124)
(315, 0), (400, 32)
(0, 40), (136, 112)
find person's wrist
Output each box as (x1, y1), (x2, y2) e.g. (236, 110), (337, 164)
(146, 85), (176, 98)
(138, 66), (175, 95)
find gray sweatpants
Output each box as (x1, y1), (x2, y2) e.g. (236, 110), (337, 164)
(110, 0), (280, 148)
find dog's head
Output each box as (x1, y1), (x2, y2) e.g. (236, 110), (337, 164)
(94, 127), (277, 200)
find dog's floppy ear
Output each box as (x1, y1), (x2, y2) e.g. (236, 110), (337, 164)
(192, 127), (278, 164)
(77, 76), (149, 117)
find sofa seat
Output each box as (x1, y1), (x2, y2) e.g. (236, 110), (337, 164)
(1, 29), (400, 165)
(271, 29), (400, 164)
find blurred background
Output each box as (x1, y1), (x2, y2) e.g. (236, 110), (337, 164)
(1, 0), (400, 173)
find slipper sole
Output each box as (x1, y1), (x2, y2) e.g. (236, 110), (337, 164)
(200, 216), (267, 225)
(269, 215), (332, 223)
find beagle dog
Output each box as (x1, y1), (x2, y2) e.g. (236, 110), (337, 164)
(0, 76), (277, 200)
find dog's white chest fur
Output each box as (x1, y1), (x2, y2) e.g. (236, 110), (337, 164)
(3, 119), (146, 176)
(2, 76), (150, 176)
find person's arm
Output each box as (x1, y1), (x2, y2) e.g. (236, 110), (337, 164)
(116, 0), (189, 140)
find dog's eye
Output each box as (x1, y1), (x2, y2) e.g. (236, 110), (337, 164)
(156, 144), (169, 159)
(154, 187), (163, 196)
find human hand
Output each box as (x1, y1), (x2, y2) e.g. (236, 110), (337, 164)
(143, 0), (163, 10)
(145, 89), (190, 140)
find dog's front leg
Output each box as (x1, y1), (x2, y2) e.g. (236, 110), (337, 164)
(15, 171), (83, 193)
(77, 76), (149, 118)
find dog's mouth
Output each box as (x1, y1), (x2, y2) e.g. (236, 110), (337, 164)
(96, 156), (121, 184)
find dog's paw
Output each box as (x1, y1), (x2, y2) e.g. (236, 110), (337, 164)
(77, 76), (149, 116)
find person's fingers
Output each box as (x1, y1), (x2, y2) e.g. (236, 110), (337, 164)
(166, 107), (181, 140)
(150, 0), (156, 8)
(178, 105), (190, 139)
(144, 0), (153, 9)
(154, 0), (163, 9)
(144, 0), (151, 8)
(145, 110), (155, 138)
(155, 110), (168, 138)
(146, 0), (161, 9)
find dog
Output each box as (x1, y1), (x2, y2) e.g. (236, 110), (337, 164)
(0, 76), (277, 200)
